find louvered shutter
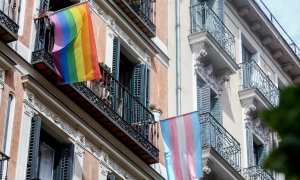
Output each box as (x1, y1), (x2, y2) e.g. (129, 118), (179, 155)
(211, 97), (222, 123)
(246, 128), (255, 166)
(57, 144), (74, 180)
(258, 144), (269, 165)
(26, 116), (42, 180)
(112, 37), (121, 111)
(199, 82), (211, 114)
(197, 80), (211, 114)
(132, 64), (150, 137)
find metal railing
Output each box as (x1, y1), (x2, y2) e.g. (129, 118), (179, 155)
(190, 3), (236, 60)
(86, 66), (155, 139)
(0, 0), (19, 34)
(239, 60), (279, 107)
(0, 151), (9, 180)
(200, 113), (241, 172)
(243, 166), (275, 180)
(254, 0), (300, 60)
(117, 0), (156, 33)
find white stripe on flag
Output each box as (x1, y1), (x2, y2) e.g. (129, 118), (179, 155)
(176, 116), (189, 180)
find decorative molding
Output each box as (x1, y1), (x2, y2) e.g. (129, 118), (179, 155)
(101, 154), (134, 180)
(75, 142), (85, 158)
(85, 139), (102, 159)
(244, 105), (271, 143)
(88, 1), (151, 64)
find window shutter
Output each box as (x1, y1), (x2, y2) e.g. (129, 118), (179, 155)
(57, 143), (74, 180)
(26, 116), (42, 180)
(246, 128), (255, 167)
(112, 37), (121, 111)
(197, 80), (211, 114)
(258, 144), (269, 165)
(211, 97), (222, 123)
(132, 64), (150, 137)
(144, 66), (150, 108)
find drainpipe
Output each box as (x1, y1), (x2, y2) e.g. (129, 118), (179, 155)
(175, 0), (181, 115)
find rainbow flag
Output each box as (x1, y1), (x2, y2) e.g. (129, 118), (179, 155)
(160, 112), (203, 180)
(49, 2), (101, 84)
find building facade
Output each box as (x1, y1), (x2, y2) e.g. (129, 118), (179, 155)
(0, 0), (168, 179)
(1, 0), (300, 179)
(167, 0), (299, 179)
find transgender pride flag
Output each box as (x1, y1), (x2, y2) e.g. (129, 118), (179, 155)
(160, 112), (203, 180)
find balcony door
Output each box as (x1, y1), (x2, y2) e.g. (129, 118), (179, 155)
(112, 37), (150, 132)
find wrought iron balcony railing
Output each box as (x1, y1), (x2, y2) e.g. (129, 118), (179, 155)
(239, 60), (279, 107)
(243, 166), (275, 180)
(110, 0), (156, 37)
(0, 0), (19, 42)
(200, 113), (241, 172)
(190, 3), (236, 60)
(254, 0), (300, 60)
(0, 151), (10, 180)
(87, 66), (156, 139)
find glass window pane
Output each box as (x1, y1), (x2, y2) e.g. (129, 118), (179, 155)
(39, 142), (55, 180)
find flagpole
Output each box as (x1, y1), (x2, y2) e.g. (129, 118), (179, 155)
(34, 1), (88, 20)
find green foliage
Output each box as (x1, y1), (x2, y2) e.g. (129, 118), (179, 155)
(261, 87), (300, 179)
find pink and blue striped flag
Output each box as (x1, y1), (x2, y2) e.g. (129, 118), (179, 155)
(160, 112), (203, 180)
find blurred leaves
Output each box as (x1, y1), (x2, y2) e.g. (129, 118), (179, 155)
(261, 87), (300, 179)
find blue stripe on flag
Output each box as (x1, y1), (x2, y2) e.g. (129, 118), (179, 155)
(191, 112), (203, 178)
(160, 120), (176, 180)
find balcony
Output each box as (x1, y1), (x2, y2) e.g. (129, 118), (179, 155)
(31, 18), (159, 164)
(0, 151), (9, 180)
(243, 166), (275, 180)
(0, 2), (19, 43)
(239, 60), (279, 110)
(112, 0), (156, 38)
(189, 3), (238, 80)
(200, 113), (243, 179)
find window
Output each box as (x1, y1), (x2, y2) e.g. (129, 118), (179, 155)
(197, 79), (222, 123)
(246, 128), (267, 167)
(26, 116), (74, 180)
(111, 37), (151, 121)
(242, 45), (252, 62)
(3, 94), (15, 155)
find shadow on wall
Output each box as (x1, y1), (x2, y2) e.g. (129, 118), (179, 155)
(221, 82), (235, 122)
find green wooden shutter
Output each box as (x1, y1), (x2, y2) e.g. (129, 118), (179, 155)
(211, 97), (222, 123)
(57, 144), (74, 180)
(26, 116), (42, 180)
(132, 64), (145, 122)
(132, 64), (150, 137)
(112, 37), (121, 111)
(246, 128), (255, 167)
